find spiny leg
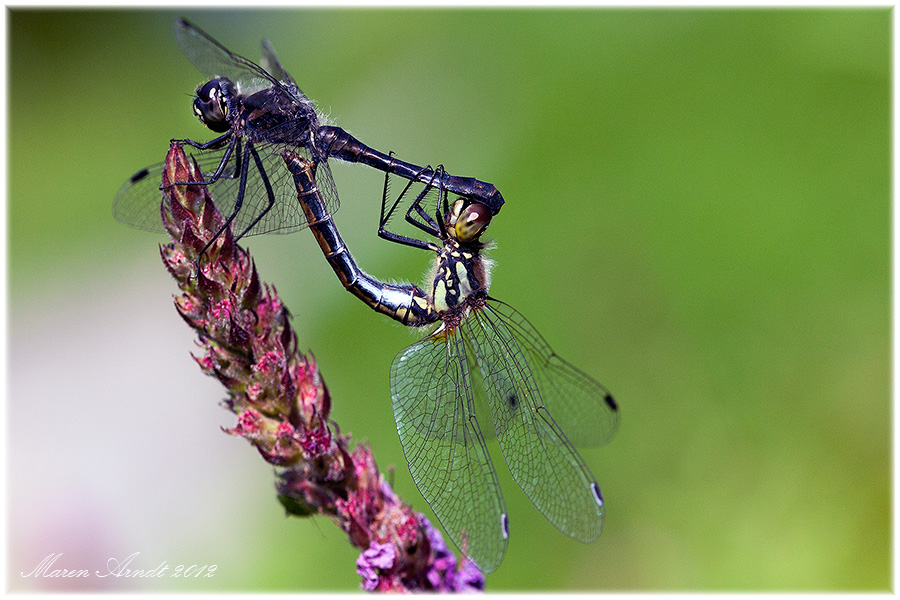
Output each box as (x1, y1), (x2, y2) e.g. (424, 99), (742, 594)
(193, 138), (251, 276)
(383, 153), (441, 236)
(377, 153), (441, 252)
(164, 132), (235, 189)
(233, 143), (277, 240)
(405, 164), (447, 236)
(378, 152), (414, 231)
(430, 165), (453, 239)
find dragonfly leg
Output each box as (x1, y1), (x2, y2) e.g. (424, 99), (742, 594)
(171, 132), (231, 151)
(193, 139), (251, 276)
(377, 154), (441, 251)
(163, 135), (237, 190)
(233, 143), (277, 240)
(317, 125), (505, 215)
(404, 164), (444, 236)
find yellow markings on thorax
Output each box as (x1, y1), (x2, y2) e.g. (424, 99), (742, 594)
(433, 277), (449, 313)
(455, 261), (474, 299)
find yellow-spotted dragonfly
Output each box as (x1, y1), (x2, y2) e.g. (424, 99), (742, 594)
(283, 151), (619, 574)
(114, 19), (503, 262)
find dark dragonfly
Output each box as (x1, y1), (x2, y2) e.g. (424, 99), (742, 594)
(282, 151), (619, 574)
(114, 19), (504, 257)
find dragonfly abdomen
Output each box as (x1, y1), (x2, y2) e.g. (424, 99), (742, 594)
(316, 125), (505, 214)
(286, 153), (438, 328)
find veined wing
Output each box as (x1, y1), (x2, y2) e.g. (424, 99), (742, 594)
(390, 326), (509, 574)
(260, 39), (301, 91)
(464, 300), (616, 544)
(174, 19), (291, 99)
(486, 299), (619, 447)
(113, 142), (339, 237)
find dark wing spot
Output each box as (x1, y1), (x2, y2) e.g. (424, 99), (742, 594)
(604, 393), (618, 412)
(130, 168), (150, 184)
(507, 392), (518, 410)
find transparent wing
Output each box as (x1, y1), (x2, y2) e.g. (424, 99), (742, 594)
(487, 299), (620, 447)
(260, 39), (300, 90)
(113, 161), (171, 233)
(113, 142), (340, 237)
(391, 327), (509, 574)
(463, 300), (617, 544)
(174, 19), (291, 98)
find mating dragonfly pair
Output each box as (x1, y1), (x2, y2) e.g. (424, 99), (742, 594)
(114, 19), (619, 575)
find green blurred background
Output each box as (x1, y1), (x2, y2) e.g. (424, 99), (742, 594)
(8, 8), (890, 592)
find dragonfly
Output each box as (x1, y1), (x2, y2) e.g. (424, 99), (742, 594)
(114, 19), (504, 262)
(282, 150), (620, 574)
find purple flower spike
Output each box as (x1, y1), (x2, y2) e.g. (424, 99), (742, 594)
(418, 514), (486, 592)
(157, 143), (484, 593)
(452, 561), (487, 593)
(356, 542), (396, 591)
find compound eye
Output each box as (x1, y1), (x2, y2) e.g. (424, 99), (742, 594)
(193, 79), (231, 133)
(454, 202), (492, 242)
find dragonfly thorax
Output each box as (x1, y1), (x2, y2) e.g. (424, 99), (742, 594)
(431, 238), (491, 321)
(241, 87), (319, 146)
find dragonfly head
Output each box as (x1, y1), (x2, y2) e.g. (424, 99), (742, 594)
(448, 199), (492, 244)
(193, 78), (236, 133)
